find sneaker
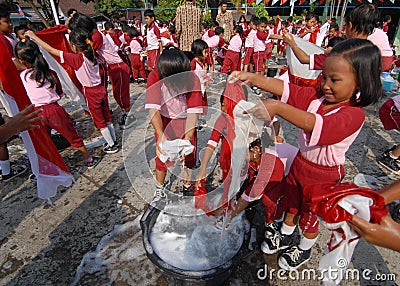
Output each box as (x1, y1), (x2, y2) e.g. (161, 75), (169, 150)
(378, 153), (400, 174)
(29, 173), (37, 181)
(182, 184), (195, 196)
(260, 222), (294, 254)
(103, 144), (119, 154)
(119, 113), (136, 129)
(103, 141), (120, 148)
(383, 146), (397, 157)
(85, 156), (101, 169)
(278, 245), (311, 271)
(1, 164), (27, 182)
(153, 184), (167, 202)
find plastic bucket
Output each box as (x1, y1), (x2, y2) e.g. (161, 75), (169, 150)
(140, 203), (251, 286)
(382, 78), (395, 92)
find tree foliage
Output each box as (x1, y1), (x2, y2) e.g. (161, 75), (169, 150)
(251, 3), (268, 19)
(80, 0), (143, 18)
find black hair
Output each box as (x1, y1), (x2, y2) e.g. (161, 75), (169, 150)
(330, 23), (339, 31)
(296, 20), (302, 25)
(375, 21), (383, 29)
(69, 28), (97, 65)
(104, 21), (115, 31)
(67, 8), (77, 17)
(127, 27), (140, 38)
(15, 39), (57, 89)
(144, 9), (155, 19)
(331, 17), (337, 23)
(0, 5), (10, 19)
(234, 25), (243, 35)
(19, 18), (31, 26)
(238, 15), (246, 23)
(220, 0), (229, 6)
(14, 25), (26, 35)
(259, 17), (268, 25)
(345, 3), (378, 36)
(252, 17), (260, 26)
(383, 15), (391, 22)
(249, 138), (261, 150)
(210, 20), (219, 27)
(287, 16), (293, 22)
(121, 24), (129, 33)
(215, 26), (224, 35)
(327, 36), (344, 48)
(170, 25), (176, 34)
(191, 39), (208, 57)
(68, 13), (97, 32)
(328, 38), (384, 107)
(305, 12), (316, 22)
(157, 48), (194, 91)
(281, 21), (288, 27)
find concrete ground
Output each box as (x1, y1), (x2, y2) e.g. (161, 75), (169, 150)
(0, 76), (400, 286)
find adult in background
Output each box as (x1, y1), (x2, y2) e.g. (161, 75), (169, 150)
(216, 0), (234, 43)
(175, 0), (202, 53)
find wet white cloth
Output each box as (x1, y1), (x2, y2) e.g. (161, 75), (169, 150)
(158, 139), (194, 163)
(319, 195), (372, 285)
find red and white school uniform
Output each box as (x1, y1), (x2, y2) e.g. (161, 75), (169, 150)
(91, 30), (108, 90)
(279, 82), (365, 233)
(20, 69), (84, 148)
(145, 70), (203, 171)
(252, 31), (268, 72)
(100, 33), (131, 111)
(201, 29), (215, 42)
(220, 34), (242, 74)
(297, 26), (318, 44)
(243, 28), (256, 65)
(205, 35), (225, 66)
(368, 28), (394, 72)
(146, 23), (161, 69)
(265, 27), (275, 60)
(379, 95), (400, 131)
(190, 58), (208, 114)
(130, 38), (147, 80)
(60, 51), (111, 129)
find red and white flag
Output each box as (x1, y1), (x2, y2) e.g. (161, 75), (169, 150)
(0, 39), (73, 200)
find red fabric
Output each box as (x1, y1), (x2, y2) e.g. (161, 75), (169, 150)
(379, 99), (400, 130)
(36, 25), (83, 92)
(36, 103), (84, 148)
(220, 50), (240, 74)
(299, 0), (306, 4)
(283, 152), (345, 233)
(280, 0), (288, 5)
(147, 49), (160, 69)
(83, 85), (111, 129)
(0, 38), (69, 174)
(309, 26), (320, 44)
(243, 47), (254, 65)
(265, 42), (274, 59)
(252, 51), (265, 72)
(288, 70), (322, 89)
(306, 182), (388, 224)
(108, 62), (131, 110)
(0, 33), (14, 57)
(248, 0), (255, 6)
(130, 54), (147, 79)
(382, 56), (394, 72)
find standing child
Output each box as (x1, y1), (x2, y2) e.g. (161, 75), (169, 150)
(243, 17), (258, 72)
(296, 12), (318, 44)
(26, 29), (120, 154)
(252, 17), (269, 76)
(144, 9), (162, 72)
(221, 25), (243, 75)
(231, 39), (384, 270)
(321, 23), (339, 49)
(129, 27), (147, 84)
(201, 21), (218, 42)
(205, 26), (225, 77)
(15, 40), (101, 168)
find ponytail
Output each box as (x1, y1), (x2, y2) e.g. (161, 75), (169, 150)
(69, 28), (98, 65)
(14, 39), (56, 88)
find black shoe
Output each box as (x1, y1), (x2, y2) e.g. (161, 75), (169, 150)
(261, 222), (294, 254)
(103, 144), (119, 154)
(1, 164), (27, 182)
(383, 146), (397, 157)
(119, 113), (136, 130)
(278, 245), (311, 271)
(378, 153), (400, 174)
(85, 156), (102, 169)
(182, 184), (195, 196)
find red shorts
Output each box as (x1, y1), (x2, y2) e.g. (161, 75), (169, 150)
(35, 102), (84, 148)
(83, 84), (111, 129)
(206, 47), (214, 65)
(265, 42), (274, 60)
(155, 115), (197, 172)
(202, 92), (208, 115)
(243, 47), (254, 65)
(379, 99), (400, 130)
(130, 54), (147, 79)
(108, 62), (131, 110)
(252, 51), (265, 72)
(283, 152), (344, 233)
(220, 50), (240, 74)
(147, 49), (160, 69)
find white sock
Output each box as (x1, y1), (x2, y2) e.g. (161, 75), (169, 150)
(107, 123), (116, 142)
(0, 160), (10, 175)
(280, 222), (296, 235)
(299, 236), (318, 251)
(389, 151), (399, 159)
(101, 128), (114, 146)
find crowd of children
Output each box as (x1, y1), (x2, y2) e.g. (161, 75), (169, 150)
(1, 1), (400, 273)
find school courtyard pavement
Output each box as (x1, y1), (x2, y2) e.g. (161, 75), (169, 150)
(0, 78), (400, 286)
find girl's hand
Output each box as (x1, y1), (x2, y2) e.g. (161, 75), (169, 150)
(244, 99), (281, 121)
(229, 71), (254, 85)
(24, 30), (37, 40)
(282, 30), (295, 46)
(195, 168), (207, 189)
